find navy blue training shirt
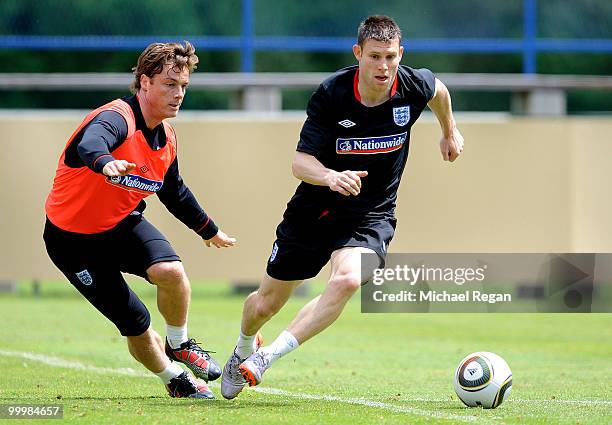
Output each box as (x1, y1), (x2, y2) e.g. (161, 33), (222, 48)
(289, 64), (436, 220)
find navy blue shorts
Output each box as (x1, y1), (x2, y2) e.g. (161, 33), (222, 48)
(43, 211), (180, 336)
(266, 208), (396, 281)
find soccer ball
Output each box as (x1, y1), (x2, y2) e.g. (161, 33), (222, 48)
(453, 352), (512, 409)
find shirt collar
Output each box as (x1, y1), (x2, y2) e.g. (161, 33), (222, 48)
(353, 68), (399, 103)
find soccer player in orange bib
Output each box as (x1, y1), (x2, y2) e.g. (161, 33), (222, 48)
(44, 41), (235, 399)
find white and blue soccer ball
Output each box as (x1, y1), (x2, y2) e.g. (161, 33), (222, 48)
(454, 351), (512, 409)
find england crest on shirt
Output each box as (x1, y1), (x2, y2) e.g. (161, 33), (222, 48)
(393, 105), (411, 126)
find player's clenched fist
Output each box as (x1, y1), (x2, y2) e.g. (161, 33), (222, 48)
(325, 170), (368, 196)
(440, 127), (464, 162)
(102, 160), (137, 177)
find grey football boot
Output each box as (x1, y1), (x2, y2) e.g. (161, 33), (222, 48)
(239, 350), (271, 387)
(221, 332), (263, 399)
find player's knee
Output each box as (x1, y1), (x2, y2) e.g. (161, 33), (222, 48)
(329, 272), (361, 296)
(147, 261), (186, 287)
(127, 326), (156, 347)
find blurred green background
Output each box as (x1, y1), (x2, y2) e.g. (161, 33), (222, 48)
(1, 0), (611, 112)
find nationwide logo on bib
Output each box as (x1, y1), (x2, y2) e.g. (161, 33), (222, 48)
(336, 132), (407, 155)
(107, 174), (163, 194)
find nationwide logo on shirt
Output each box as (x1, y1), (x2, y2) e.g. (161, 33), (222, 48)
(107, 174), (163, 194)
(336, 132), (407, 155)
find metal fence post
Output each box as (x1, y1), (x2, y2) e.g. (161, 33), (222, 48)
(523, 0), (537, 74)
(241, 0), (255, 73)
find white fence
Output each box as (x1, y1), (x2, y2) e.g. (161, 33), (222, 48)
(2, 73), (612, 115)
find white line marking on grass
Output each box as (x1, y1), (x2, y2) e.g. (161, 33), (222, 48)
(250, 386), (490, 423)
(515, 398), (612, 406)
(0, 349), (152, 379)
(325, 394), (612, 406)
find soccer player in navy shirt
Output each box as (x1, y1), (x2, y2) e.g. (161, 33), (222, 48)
(221, 15), (464, 399)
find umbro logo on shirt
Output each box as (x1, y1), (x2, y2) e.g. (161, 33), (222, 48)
(338, 119), (356, 128)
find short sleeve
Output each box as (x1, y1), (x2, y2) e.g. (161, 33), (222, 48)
(296, 85), (334, 158)
(411, 68), (436, 103)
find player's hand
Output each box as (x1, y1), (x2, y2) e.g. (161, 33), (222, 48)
(440, 127), (464, 162)
(325, 170), (368, 196)
(205, 230), (237, 248)
(102, 160), (137, 177)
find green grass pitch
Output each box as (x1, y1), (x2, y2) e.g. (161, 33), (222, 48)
(0, 281), (610, 424)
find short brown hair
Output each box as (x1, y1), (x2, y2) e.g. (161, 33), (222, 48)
(131, 40), (199, 93)
(357, 15), (402, 47)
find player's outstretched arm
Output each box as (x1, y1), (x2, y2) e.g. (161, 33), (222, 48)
(204, 230), (237, 248)
(428, 78), (464, 162)
(292, 151), (367, 196)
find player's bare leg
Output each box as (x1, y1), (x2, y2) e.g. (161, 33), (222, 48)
(241, 273), (302, 336)
(147, 261), (190, 327)
(147, 261), (221, 382)
(127, 326), (169, 372)
(221, 274), (300, 399)
(288, 247), (373, 343)
(239, 247), (374, 387)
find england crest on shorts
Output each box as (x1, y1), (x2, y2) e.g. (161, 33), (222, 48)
(269, 242), (279, 263)
(393, 105), (411, 126)
(76, 269), (93, 286)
